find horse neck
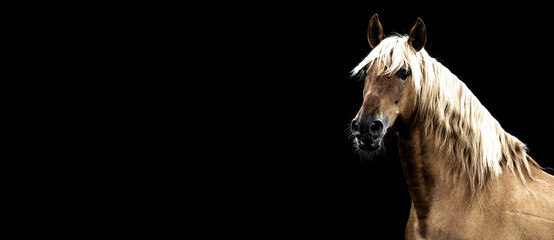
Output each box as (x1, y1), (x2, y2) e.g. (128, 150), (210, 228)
(395, 120), (469, 219)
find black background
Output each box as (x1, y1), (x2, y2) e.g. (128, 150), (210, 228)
(266, 2), (554, 239)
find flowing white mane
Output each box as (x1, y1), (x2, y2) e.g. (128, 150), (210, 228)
(352, 35), (539, 192)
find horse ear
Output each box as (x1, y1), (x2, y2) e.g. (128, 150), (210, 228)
(368, 14), (385, 48)
(408, 18), (426, 52)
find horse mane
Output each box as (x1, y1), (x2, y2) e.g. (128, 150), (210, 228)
(352, 35), (541, 193)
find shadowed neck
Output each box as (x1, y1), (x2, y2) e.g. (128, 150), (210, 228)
(394, 120), (474, 224)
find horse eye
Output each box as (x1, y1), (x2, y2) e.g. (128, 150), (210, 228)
(398, 69), (410, 80)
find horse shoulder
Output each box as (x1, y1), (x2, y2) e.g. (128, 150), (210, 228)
(479, 167), (554, 239)
(406, 169), (554, 239)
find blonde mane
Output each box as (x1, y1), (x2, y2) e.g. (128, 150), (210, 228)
(352, 35), (540, 193)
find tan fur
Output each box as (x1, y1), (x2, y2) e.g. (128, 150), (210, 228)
(400, 128), (554, 240)
(352, 15), (554, 239)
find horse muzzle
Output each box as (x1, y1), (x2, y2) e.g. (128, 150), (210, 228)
(351, 115), (386, 151)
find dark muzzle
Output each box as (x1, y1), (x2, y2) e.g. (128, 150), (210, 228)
(351, 115), (385, 151)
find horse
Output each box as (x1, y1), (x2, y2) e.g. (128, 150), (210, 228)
(349, 14), (554, 239)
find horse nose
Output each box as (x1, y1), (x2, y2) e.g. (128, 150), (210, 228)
(351, 117), (384, 138)
(350, 116), (386, 151)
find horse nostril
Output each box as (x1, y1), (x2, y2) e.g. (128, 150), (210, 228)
(351, 119), (360, 133)
(369, 120), (383, 133)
